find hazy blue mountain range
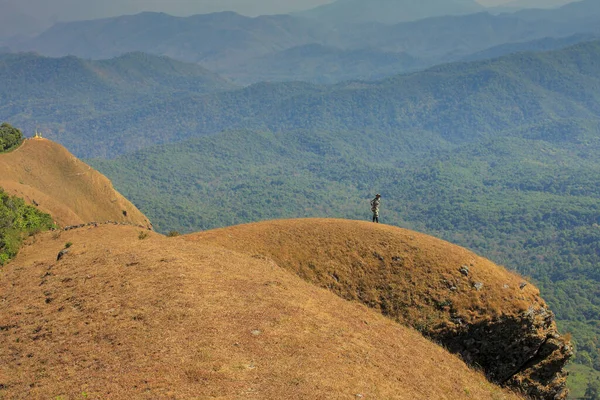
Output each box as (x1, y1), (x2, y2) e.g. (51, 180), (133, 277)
(220, 44), (423, 85)
(11, 12), (334, 70)
(346, 0), (600, 56)
(513, 0), (600, 23)
(461, 33), (600, 62)
(0, 51), (235, 101)
(490, 0), (578, 12)
(3, 40), (600, 159)
(296, 0), (484, 25)
(4, 0), (598, 84)
(0, 51), (236, 155)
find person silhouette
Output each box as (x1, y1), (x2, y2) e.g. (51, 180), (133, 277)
(370, 194), (381, 223)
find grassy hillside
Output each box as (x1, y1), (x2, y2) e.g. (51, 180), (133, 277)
(0, 223), (525, 400)
(186, 219), (571, 398)
(0, 137), (151, 228)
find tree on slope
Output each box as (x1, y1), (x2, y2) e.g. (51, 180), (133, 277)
(586, 378), (600, 400)
(0, 122), (23, 152)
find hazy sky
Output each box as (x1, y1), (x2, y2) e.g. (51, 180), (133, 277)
(2, 0), (521, 21)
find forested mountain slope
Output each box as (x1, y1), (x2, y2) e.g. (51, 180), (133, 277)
(47, 40), (600, 157)
(0, 51), (235, 101)
(0, 52), (236, 156)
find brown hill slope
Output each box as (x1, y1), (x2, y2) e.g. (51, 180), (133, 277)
(0, 224), (523, 400)
(186, 219), (572, 399)
(0, 138), (150, 228)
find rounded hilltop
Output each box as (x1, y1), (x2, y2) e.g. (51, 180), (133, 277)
(0, 137), (151, 228)
(186, 218), (572, 399)
(1, 224), (523, 400)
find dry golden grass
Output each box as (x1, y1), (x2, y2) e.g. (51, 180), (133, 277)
(0, 224), (523, 399)
(185, 218), (543, 331)
(0, 139), (150, 228)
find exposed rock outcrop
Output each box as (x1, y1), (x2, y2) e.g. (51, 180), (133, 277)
(439, 308), (572, 399)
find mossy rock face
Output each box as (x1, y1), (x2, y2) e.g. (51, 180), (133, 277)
(187, 218), (573, 400)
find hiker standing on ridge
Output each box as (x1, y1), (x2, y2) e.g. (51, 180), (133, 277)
(370, 193), (381, 223)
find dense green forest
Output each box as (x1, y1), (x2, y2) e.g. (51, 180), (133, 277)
(0, 122), (23, 152)
(0, 189), (55, 265)
(90, 122), (600, 395)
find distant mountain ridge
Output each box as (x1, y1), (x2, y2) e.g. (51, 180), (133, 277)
(222, 44), (422, 85)
(0, 51), (237, 157)
(0, 51), (235, 102)
(13, 12), (334, 70)
(461, 32), (600, 62)
(492, 0), (579, 12)
(6, 0), (599, 84)
(297, 0), (484, 25)
(80, 41), (600, 156)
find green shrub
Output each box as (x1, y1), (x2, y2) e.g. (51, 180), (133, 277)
(0, 188), (55, 265)
(0, 123), (24, 153)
